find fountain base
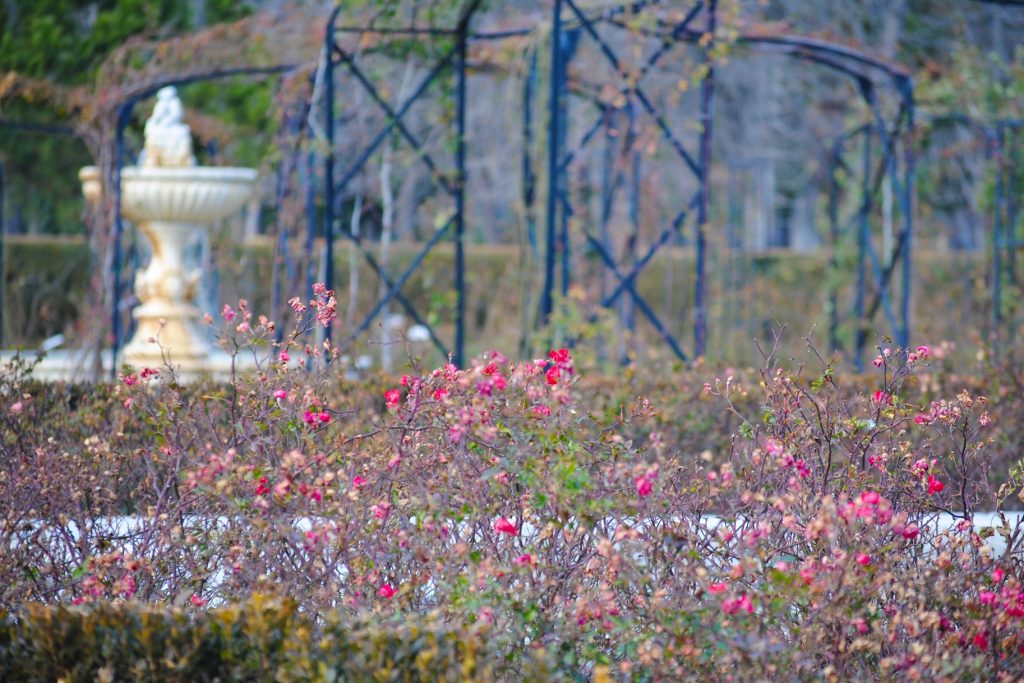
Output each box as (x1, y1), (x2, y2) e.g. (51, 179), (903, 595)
(0, 348), (259, 384)
(121, 300), (212, 369)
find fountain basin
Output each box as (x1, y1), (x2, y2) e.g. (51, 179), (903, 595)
(79, 166), (258, 222)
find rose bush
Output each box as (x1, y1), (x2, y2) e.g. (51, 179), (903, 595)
(1, 288), (1023, 680)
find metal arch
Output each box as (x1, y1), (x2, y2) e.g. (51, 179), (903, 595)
(316, 0), (1012, 367)
(829, 111), (1024, 364)
(914, 114), (1024, 350)
(550, 4), (919, 365)
(723, 33), (916, 367)
(644, 24), (917, 366)
(825, 107), (913, 369)
(733, 34), (910, 83)
(116, 65), (300, 112)
(323, 0), (483, 367)
(632, 23), (912, 85)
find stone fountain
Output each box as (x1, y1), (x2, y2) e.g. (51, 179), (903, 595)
(79, 87), (258, 378)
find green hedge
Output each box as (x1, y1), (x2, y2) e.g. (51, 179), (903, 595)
(1, 234), (998, 363)
(0, 598), (567, 682)
(1, 235), (91, 346)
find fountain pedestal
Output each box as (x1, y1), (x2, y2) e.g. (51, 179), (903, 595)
(121, 219), (209, 368)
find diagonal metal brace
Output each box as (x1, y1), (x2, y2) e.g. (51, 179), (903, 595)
(555, 188), (688, 360)
(582, 230), (689, 361)
(602, 191), (700, 308)
(330, 41), (459, 199)
(344, 232), (450, 357)
(346, 216), (456, 349)
(565, 0), (701, 176)
(332, 44), (457, 197)
(557, 2), (705, 176)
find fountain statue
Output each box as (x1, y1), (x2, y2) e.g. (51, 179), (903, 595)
(79, 87), (258, 378)
(142, 87), (196, 168)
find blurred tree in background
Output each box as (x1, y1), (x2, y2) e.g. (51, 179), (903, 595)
(0, 0), (250, 234)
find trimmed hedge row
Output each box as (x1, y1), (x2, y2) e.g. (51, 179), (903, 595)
(1, 234), (997, 363)
(1, 236), (91, 346)
(0, 598), (566, 682)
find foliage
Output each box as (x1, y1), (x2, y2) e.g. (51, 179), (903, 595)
(0, 1), (228, 85)
(2, 286), (1023, 680)
(1, 235), (91, 343)
(0, 1), (251, 233)
(917, 45), (1024, 121)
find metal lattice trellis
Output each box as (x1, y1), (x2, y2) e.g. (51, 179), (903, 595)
(541, 4), (920, 367)
(24, 3), (1017, 372)
(539, 0), (716, 362)
(322, 0), (515, 368)
(855, 113), (1024, 356)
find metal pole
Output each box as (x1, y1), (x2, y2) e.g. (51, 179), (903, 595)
(1010, 126), (1021, 345)
(724, 163), (739, 343)
(522, 51), (538, 257)
(0, 159), (4, 349)
(694, 0), (716, 357)
(111, 102), (131, 379)
(1008, 127), (1019, 288)
(540, 0), (563, 326)
(898, 84), (914, 352)
(558, 32), (573, 301)
(304, 149), (316, 308)
(994, 123), (1005, 341)
(827, 142), (840, 355)
(521, 51), (539, 358)
(323, 37), (336, 344)
(600, 108), (615, 321)
(854, 126), (873, 371)
(454, 19), (468, 367)
(627, 103), (640, 338)
(271, 153), (286, 332)
(597, 108), (614, 365)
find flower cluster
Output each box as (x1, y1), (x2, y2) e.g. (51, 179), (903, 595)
(5, 316), (1023, 679)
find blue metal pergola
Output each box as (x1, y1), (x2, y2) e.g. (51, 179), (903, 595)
(7, 0), (968, 372)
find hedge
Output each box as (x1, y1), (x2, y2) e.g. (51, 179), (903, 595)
(0, 598), (567, 682)
(0, 234), (1000, 363)
(1, 235), (91, 346)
